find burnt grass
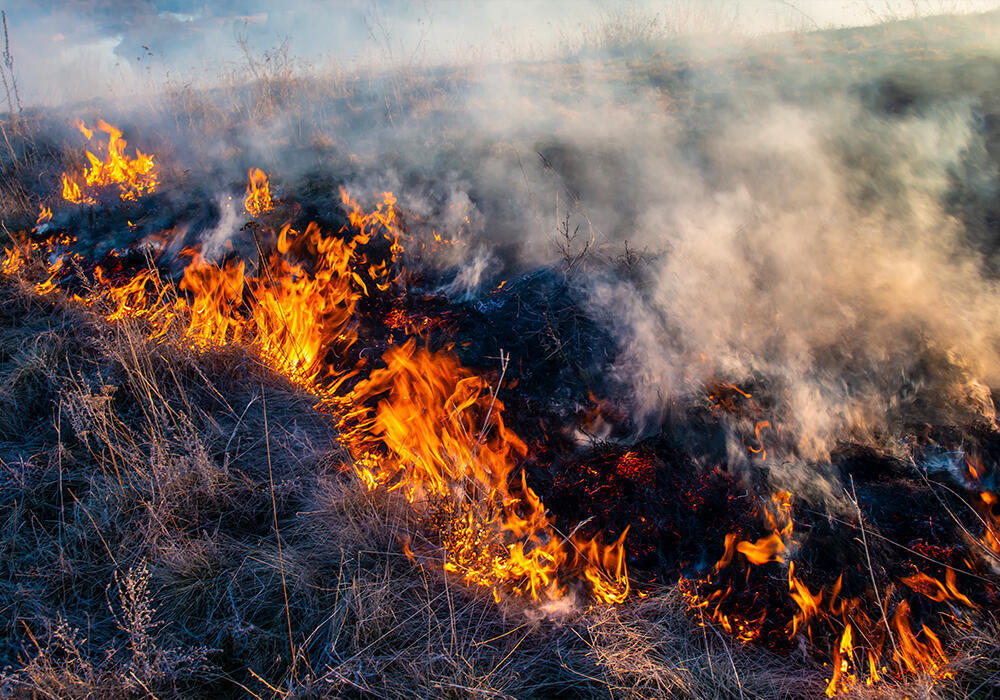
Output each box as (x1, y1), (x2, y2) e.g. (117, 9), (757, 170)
(4, 9), (1000, 700)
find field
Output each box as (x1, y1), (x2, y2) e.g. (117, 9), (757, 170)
(2, 6), (1000, 698)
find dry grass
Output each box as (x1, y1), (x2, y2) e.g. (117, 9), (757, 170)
(2, 240), (997, 698)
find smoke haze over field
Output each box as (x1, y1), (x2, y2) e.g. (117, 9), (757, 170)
(6, 2), (1000, 500)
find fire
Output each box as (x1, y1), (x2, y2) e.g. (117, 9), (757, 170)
(787, 561), (822, 639)
(61, 175), (88, 205)
(14, 145), (991, 688)
(82, 206), (388, 386)
(337, 340), (628, 603)
(1, 249), (22, 274)
(681, 491), (798, 643)
(979, 491), (1000, 561)
(11, 181), (629, 607)
(736, 531), (785, 565)
(35, 204), (52, 229)
(825, 623), (856, 697)
(179, 255), (247, 348)
(1, 244), (24, 274)
(34, 255), (66, 296)
(2, 234), (77, 278)
(747, 419), (770, 460)
(681, 486), (966, 695)
(901, 569), (976, 608)
(892, 600), (951, 677)
(244, 167), (273, 217)
(88, 267), (182, 335)
(61, 119), (157, 205)
(573, 528), (631, 604)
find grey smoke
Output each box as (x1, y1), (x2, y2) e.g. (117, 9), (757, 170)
(12, 1), (1000, 502)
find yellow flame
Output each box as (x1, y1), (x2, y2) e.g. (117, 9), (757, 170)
(14, 188), (629, 606)
(61, 119), (157, 205)
(244, 167), (274, 217)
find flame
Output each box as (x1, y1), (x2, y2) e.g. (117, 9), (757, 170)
(681, 491), (798, 643)
(337, 340), (628, 602)
(573, 527), (631, 604)
(178, 255), (247, 348)
(746, 419), (770, 460)
(9, 176), (987, 691)
(76, 119), (93, 140)
(10, 187), (628, 606)
(61, 119), (157, 205)
(682, 486), (961, 694)
(83, 208), (387, 386)
(826, 623), (857, 697)
(34, 255), (66, 295)
(2, 244), (24, 274)
(892, 600), (951, 677)
(900, 569), (976, 608)
(88, 267), (182, 334)
(966, 454), (983, 481)
(979, 491), (1000, 560)
(736, 532), (785, 565)
(61, 175), (90, 205)
(244, 167), (274, 217)
(35, 204), (53, 229)
(788, 561), (822, 639)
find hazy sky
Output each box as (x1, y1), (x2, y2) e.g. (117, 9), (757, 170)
(4, 0), (999, 105)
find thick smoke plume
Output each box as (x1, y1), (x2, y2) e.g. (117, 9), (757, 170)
(8, 2), (1000, 505)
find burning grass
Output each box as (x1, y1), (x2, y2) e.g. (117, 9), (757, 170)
(0, 243), (831, 699)
(3, 157), (1000, 697)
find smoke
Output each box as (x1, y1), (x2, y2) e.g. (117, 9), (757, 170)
(590, 97), (1000, 462)
(320, 8), (1000, 487)
(10, 2), (1000, 500)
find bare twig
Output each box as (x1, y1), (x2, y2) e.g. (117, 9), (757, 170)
(848, 475), (900, 669)
(554, 210), (591, 271)
(0, 11), (21, 124)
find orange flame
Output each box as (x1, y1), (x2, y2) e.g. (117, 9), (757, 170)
(980, 491), (999, 560)
(10, 180), (983, 693)
(244, 167), (274, 217)
(892, 600), (951, 677)
(2, 243), (25, 274)
(12, 188), (629, 606)
(826, 623), (857, 697)
(61, 119), (157, 205)
(35, 204), (53, 229)
(736, 532), (785, 565)
(900, 569), (976, 608)
(788, 561), (822, 639)
(338, 340), (628, 602)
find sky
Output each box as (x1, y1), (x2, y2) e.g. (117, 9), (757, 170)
(3, 0), (999, 106)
